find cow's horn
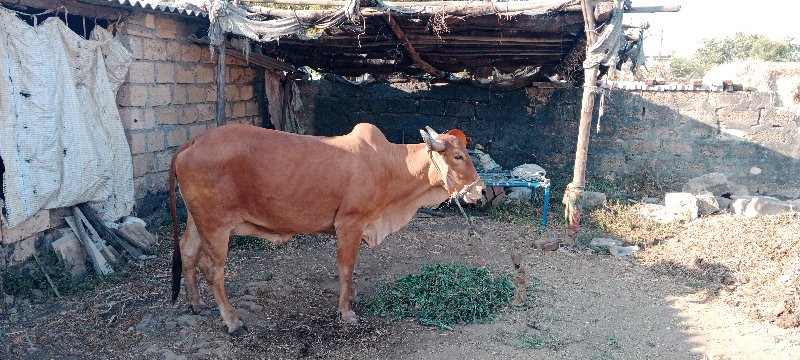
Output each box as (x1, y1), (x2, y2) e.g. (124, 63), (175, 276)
(425, 126), (440, 139)
(420, 129), (445, 151)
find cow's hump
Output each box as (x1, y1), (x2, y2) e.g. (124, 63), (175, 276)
(348, 123), (390, 148)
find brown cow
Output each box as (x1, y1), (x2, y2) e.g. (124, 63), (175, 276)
(169, 123), (484, 335)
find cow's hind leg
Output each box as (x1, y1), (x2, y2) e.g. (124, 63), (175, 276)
(202, 230), (246, 335)
(180, 213), (205, 314)
(335, 224), (363, 325)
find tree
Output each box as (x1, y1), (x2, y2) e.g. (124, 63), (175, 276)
(693, 32), (800, 71)
(670, 56), (703, 79)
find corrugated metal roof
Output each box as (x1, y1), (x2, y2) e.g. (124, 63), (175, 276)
(96, 0), (208, 18)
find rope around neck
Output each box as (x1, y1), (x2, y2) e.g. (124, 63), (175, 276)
(427, 150), (481, 237)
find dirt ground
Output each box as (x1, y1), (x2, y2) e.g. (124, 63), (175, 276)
(1, 210), (799, 359)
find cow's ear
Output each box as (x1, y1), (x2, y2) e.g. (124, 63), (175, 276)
(446, 129), (468, 147)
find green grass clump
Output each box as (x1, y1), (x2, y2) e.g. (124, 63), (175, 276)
(2, 250), (127, 300)
(365, 263), (513, 329)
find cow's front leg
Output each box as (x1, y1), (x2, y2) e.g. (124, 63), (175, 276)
(335, 226), (363, 325)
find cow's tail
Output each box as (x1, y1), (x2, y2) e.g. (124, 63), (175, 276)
(170, 139), (194, 304)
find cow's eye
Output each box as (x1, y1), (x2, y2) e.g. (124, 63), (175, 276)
(454, 155), (464, 160)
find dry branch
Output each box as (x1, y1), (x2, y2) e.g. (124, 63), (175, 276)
(384, 15), (446, 78)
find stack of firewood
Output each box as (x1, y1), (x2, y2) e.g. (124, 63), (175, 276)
(57, 203), (157, 276)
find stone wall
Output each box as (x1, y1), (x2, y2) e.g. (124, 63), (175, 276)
(1, 8), (265, 266)
(301, 80), (800, 198)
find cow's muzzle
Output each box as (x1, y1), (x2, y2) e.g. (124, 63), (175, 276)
(455, 178), (485, 204)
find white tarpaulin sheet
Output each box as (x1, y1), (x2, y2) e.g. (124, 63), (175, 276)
(0, 7), (134, 228)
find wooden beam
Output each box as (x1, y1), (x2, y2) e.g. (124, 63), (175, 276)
(1, 0), (130, 19)
(244, 2), (579, 19)
(190, 37), (295, 72)
(384, 15), (446, 78)
(215, 41), (227, 127)
(241, 0), (679, 13)
(625, 5), (681, 13)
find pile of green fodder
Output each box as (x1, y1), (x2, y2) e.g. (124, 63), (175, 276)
(365, 263), (513, 329)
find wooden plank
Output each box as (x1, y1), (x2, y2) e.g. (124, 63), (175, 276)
(73, 207), (119, 264)
(66, 213), (113, 276)
(76, 203), (147, 258)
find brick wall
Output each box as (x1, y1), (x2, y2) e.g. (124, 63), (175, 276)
(302, 80), (800, 199)
(115, 10), (263, 214)
(1, 8), (265, 266)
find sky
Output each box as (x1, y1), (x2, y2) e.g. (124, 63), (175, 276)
(625, 0), (800, 58)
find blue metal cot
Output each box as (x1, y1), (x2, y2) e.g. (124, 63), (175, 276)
(477, 169), (551, 227)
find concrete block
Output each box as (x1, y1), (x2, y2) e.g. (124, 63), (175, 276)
(716, 196), (733, 212)
(533, 238), (559, 251)
(165, 42), (181, 62)
(195, 65), (215, 84)
(579, 191), (607, 210)
(179, 106), (199, 124)
(232, 102), (247, 118)
(445, 101), (475, 118)
(176, 64), (195, 83)
(119, 107), (152, 130)
(154, 16), (178, 39)
(245, 101), (259, 116)
(172, 87), (187, 105)
(51, 232), (88, 277)
(134, 176), (149, 200)
(127, 61), (155, 84)
(144, 13), (155, 29)
(117, 85), (148, 107)
(8, 234), (38, 265)
(128, 132), (147, 154)
(155, 63), (175, 84)
(152, 107), (176, 126)
(167, 128), (187, 147)
(683, 172), (732, 196)
(189, 124), (207, 138)
(224, 85), (239, 101)
(149, 171), (169, 194)
(142, 38), (168, 61)
(239, 86), (253, 101)
(187, 86), (206, 103)
(696, 191), (720, 215)
(1, 210), (49, 245)
(154, 152), (172, 173)
(197, 103), (215, 121)
(146, 130), (165, 152)
(151, 85), (171, 106)
(418, 100), (444, 115)
(731, 196), (795, 217)
(132, 153), (155, 177)
(665, 192), (699, 220)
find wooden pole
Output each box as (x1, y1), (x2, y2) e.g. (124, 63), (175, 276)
(564, 0), (601, 238)
(571, 66), (598, 189)
(215, 40), (227, 127)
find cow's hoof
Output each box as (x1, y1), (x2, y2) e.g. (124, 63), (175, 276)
(189, 304), (204, 315)
(341, 312), (359, 325)
(229, 324), (249, 337)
